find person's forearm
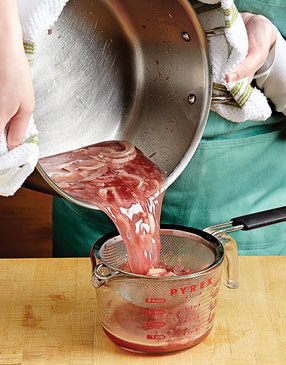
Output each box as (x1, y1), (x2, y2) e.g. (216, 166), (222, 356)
(0, 0), (34, 151)
(255, 32), (286, 116)
(0, 0), (22, 44)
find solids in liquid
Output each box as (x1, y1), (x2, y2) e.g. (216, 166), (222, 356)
(40, 141), (166, 274)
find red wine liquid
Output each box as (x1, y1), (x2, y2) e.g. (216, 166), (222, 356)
(101, 298), (214, 353)
(103, 326), (213, 353)
(40, 141), (166, 274)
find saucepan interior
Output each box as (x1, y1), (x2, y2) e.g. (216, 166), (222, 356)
(27, 0), (211, 207)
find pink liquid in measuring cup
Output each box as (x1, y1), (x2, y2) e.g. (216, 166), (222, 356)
(40, 141), (166, 274)
(100, 280), (217, 354)
(103, 326), (212, 353)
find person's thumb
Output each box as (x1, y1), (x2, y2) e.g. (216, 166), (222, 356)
(226, 47), (263, 83)
(7, 105), (33, 150)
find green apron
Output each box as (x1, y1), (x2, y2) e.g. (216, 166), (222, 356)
(53, 0), (286, 257)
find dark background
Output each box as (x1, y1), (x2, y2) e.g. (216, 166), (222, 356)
(0, 188), (52, 258)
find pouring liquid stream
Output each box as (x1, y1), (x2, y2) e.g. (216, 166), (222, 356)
(40, 140), (167, 275)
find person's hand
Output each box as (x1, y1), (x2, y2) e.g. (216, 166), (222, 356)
(226, 13), (277, 83)
(0, 1), (35, 151)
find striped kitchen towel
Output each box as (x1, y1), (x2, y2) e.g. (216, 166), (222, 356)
(195, 0), (272, 122)
(0, 0), (68, 196)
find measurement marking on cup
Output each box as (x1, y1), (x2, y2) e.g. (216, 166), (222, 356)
(145, 309), (167, 315)
(146, 321), (166, 328)
(212, 288), (219, 298)
(147, 335), (166, 340)
(145, 298), (166, 303)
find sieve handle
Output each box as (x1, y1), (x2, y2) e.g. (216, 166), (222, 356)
(231, 206), (286, 230)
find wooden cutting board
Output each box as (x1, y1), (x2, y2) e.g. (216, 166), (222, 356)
(0, 257), (285, 365)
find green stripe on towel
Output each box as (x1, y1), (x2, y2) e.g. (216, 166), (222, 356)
(224, 4), (239, 28)
(213, 82), (228, 92)
(237, 84), (253, 107)
(27, 134), (39, 145)
(231, 82), (243, 97)
(23, 41), (36, 49)
(23, 41), (36, 68)
(27, 59), (34, 67)
(24, 50), (35, 55)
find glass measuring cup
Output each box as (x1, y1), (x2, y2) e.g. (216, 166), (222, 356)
(90, 225), (238, 353)
(91, 206), (286, 353)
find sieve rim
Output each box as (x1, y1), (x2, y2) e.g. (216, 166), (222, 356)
(92, 224), (224, 280)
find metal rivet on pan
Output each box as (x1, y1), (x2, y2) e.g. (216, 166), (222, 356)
(188, 94), (196, 104)
(182, 32), (191, 42)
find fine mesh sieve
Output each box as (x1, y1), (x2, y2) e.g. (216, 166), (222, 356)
(92, 226), (225, 309)
(94, 226), (223, 277)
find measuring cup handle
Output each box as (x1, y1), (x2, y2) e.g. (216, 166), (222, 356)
(231, 206), (286, 230)
(204, 227), (239, 289)
(221, 235), (239, 289)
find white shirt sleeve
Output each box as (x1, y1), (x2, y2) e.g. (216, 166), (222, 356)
(255, 31), (286, 116)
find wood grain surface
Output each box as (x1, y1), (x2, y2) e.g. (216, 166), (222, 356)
(0, 257), (285, 365)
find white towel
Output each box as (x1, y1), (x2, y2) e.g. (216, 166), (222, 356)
(198, 0), (272, 122)
(0, 0), (68, 196)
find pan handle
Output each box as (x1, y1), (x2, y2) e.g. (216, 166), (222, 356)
(205, 27), (225, 38)
(211, 95), (236, 104)
(231, 206), (286, 230)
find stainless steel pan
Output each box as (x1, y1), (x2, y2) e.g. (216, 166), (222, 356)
(24, 0), (221, 207)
